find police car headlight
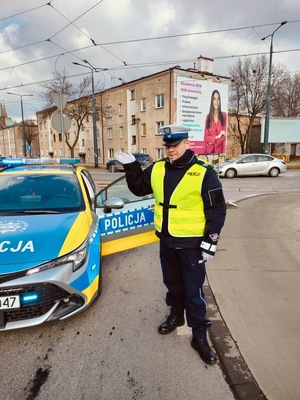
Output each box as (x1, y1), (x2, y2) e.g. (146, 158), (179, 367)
(26, 241), (88, 275)
(63, 243), (88, 272)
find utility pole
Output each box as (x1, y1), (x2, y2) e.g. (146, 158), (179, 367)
(73, 60), (107, 167)
(261, 21), (287, 154)
(7, 92), (33, 157)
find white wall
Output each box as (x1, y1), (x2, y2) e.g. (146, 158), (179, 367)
(261, 118), (300, 142)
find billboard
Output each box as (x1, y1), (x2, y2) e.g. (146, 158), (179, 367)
(176, 76), (228, 155)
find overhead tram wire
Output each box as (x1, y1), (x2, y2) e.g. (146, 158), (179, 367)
(1, 13), (299, 91)
(2, 19), (300, 58)
(47, 0), (104, 41)
(91, 20), (300, 46)
(0, 2), (48, 23)
(2, 46), (300, 94)
(0, 1), (104, 56)
(1, 18), (299, 82)
(1, 37), (299, 76)
(1, 0), (127, 73)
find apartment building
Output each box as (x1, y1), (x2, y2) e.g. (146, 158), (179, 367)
(0, 103), (39, 158)
(37, 58), (232, 166)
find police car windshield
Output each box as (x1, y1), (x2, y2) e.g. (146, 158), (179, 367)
(0, 174), (85, 213)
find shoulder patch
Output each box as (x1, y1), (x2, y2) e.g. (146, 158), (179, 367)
(195, 159), (212, 170)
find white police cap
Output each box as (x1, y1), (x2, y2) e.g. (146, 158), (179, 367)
(158, 125), (191, 146)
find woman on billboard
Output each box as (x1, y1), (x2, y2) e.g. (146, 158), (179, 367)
(204, 90), (227, 154)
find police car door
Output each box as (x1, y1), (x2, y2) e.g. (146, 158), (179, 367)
(95, 176), (157, 256)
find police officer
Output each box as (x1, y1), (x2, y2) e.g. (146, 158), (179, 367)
(115, 125), (226, 364)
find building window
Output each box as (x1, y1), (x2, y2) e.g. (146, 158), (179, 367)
(131, 115), (136, 125)
(108, 127), (113, 139)
(59, 133), (62, 142)
(119, 126), (124, 138)
(157, 148), (164, 159)
(130, 90), (135, 101)
(95, 109), (99, 121)
(108, 148), (114, 159)
(119, 103), (123, 115)
(87, 130), (89, 139)
(156, 121), (164, 133)
(141, 98), (146, 111)
(82, 139), (85, 146)
(132, 136), (136, 145)
(141, 123), (146, 136)
(107, 106), (112, 118)
(155, 94), (164, 108)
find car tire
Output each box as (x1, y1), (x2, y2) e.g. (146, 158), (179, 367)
(268, 167), (280, 177)
(109, 164), (115, 173)
(225, 168), (237, 179)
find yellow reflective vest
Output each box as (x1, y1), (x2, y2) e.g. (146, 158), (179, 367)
(151, 161), (206, 237)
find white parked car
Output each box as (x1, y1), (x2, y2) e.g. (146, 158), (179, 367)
(215, 154), (287, 178)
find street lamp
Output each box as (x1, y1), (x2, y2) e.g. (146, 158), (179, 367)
(73, 60), (99, 167)
(261, 21), (287, 154)
(7, 92), (33, 157)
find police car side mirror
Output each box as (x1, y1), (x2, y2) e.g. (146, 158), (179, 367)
(103, 197), (125, 213)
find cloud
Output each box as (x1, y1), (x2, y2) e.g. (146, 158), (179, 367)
(1, 0), (299, 120)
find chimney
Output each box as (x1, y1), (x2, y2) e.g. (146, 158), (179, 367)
(196, 56), (214, 74)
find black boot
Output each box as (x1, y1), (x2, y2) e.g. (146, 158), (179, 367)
(158, 315), (185, 334)
(191, 337), (217, 364)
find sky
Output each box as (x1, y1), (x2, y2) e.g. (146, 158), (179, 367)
(1, 0), (299, 122)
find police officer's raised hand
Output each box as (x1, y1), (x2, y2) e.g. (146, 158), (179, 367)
(115, 151), (136, 164)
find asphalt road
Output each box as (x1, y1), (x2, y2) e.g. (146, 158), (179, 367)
(1, 170), (299, 400)
(0, 245), (234, 400)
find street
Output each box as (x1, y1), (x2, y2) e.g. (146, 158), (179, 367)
(0, 170), (299, 400)
(90, 167), (300, 203)
(0, 244), (234, 400)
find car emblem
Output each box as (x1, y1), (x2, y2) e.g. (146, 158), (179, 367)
(0, 220), (28, 234)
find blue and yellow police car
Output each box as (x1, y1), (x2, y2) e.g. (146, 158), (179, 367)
(0, 158), (156, 330)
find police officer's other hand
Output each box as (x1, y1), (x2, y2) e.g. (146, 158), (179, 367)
(115, 151), (136, 164)
(201, 251), (214, 261)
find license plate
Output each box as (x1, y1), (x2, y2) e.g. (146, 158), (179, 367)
(0, 296), (20, 310)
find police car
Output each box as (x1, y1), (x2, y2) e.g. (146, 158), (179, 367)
(0, 158), (156, 331)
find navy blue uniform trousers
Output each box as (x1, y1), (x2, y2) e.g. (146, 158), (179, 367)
(159, 241), (211, 340)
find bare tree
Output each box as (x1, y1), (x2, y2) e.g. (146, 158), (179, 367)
(17, 120), (39, 157)
(271, 73), (300, 117)
(228, 55), (286, 153)
(39, 70), (104, 157)
(38, 69), (77, 107)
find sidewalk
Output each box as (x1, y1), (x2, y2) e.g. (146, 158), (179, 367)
(287, 161), (300, 169)
(206, 173), (300, 400)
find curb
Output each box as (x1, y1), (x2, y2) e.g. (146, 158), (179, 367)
(287, 164), (300, 169)
(205, 281), (267, 400)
